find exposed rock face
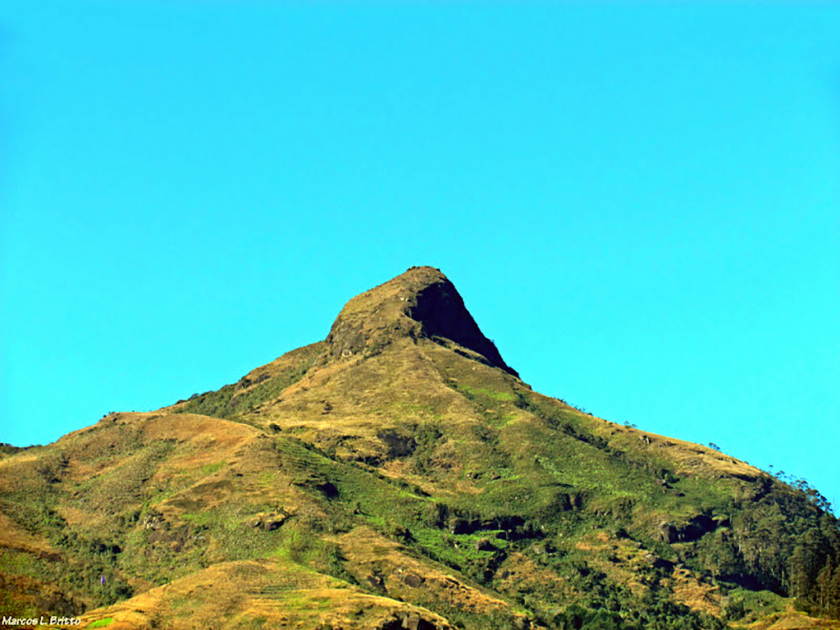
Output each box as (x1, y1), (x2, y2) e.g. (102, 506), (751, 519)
(324, 266), (517, 376)
(245, 511), (288, 532)
(377, 613), (441, 630)
(657, 514), (719, 544)
(408, 272), (517, 376)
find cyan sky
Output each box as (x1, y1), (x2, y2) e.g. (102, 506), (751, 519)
(2, 3), (838, 507)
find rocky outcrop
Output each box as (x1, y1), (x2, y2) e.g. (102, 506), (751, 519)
(323, 266), (517, 375)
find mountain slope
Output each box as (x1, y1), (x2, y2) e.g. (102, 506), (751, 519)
(1, 266), (838, 630)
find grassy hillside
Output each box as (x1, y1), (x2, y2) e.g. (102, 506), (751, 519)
(1, 267), (838, 630)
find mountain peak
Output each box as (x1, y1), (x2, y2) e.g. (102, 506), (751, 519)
(324, 266), (518, 376)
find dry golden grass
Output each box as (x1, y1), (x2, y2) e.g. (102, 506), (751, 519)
(494, 552), (572, 601)
(77, 557), (455, 630)
(735, 606), (840, 630)
(573, 530), (659, 598)
(667, 565), (723, 617)
(3, 266), (837, 630)
(0, 513), (55, 557)
(330, 526), (528, 624)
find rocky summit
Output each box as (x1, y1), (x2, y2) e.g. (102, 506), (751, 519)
(1, 267), (838, 630)
(324, 267), (517, 376)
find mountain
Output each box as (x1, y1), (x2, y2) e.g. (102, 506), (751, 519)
(1, 266), (838, 630)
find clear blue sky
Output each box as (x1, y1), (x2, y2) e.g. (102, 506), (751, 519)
(1, 3), (838, 508)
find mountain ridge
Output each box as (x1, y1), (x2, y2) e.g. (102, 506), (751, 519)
(1, 267), (838, 630)
(321, 266), (517, 376)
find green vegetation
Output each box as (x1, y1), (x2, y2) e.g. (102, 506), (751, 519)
(201, 460), (226, 475)
(176, 344), (321, 420)
(0, 442), (35, 456)
(1, 267), (837, 629)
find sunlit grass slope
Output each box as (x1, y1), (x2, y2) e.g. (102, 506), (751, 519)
(1, 267), (838, 630)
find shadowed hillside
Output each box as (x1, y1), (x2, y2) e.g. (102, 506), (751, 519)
(1, 267), (838, 630)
